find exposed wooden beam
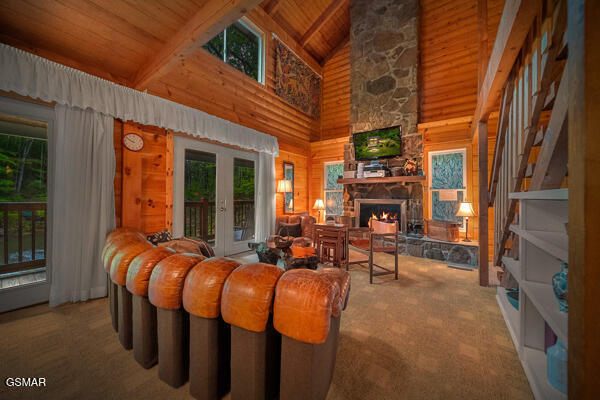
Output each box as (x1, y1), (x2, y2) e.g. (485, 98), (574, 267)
(263, 0), (283, 15)
(320, 35), (349, 66)
(132, 0), (262, 90)
(478, 121), (489, 286)
(249, 7), (322, 74)
(470, 0), (541, 138)
(300, 0), (347, 47)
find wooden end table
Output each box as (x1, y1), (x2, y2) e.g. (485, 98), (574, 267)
(314, 223), (349, 269)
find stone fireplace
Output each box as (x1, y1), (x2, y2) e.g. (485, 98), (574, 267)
(355, 198), (407, 233)
(344, 0), (423, 232)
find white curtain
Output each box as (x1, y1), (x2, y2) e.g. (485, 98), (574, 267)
(255, 152), (276, 241)
(49, 104), (115, 306)
(0, 43), (278, 156)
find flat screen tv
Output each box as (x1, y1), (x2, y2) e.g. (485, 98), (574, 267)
(353, 125), (402, 161)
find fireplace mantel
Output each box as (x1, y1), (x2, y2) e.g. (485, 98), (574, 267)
(337, 175), (426, 185)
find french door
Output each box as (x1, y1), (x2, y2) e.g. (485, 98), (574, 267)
(173, 136), (257, 257)
(0, 96), (54, 313)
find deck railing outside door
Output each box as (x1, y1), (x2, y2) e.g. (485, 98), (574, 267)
(184, 199), (254, 242)
(0, 202), (47, 275)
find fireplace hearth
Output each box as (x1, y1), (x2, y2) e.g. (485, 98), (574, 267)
(355, 199), (407, 234)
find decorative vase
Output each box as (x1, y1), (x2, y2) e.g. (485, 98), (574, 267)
(552, 261), (568, 312)
(547, 339), (567, 394)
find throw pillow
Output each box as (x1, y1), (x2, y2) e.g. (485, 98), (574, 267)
(278, 222), (302, 237)
(146, 229), (173, 245)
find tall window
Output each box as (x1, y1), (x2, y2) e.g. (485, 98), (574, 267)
(203, 18), (264, 84)
(324, 162), (344, 216)
(428, 149), (467, 230)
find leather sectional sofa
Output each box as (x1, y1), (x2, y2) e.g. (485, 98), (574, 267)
(102, 229), (350, 400)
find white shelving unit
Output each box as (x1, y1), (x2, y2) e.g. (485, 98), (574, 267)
(496, 188), (568, 400)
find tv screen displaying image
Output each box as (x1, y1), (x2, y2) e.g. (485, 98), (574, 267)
(353, 126), (402, 160)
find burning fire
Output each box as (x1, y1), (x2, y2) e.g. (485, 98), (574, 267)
(371, 211), (399, 223)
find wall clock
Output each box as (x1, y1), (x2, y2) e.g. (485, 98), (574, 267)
(123, 133), (144, 152)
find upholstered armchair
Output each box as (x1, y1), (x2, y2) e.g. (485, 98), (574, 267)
(273, 212), (316, 243)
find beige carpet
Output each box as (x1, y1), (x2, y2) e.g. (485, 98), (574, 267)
(0, 253), (532, 399)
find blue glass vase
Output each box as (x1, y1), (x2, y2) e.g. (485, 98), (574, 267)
(552, 261), (568, 312)
(547, 339), (567, 394)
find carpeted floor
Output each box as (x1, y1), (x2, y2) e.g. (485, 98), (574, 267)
(0, 253), (532, 400)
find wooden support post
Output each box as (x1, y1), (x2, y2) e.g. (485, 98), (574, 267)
(567, 0), (600, 397)
(122, 123), (143, 232)
(478, 121), (489, 286)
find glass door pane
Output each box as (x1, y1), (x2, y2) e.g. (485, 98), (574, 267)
(184, 150), (217, 246)
(232, 157), (255, 243)
(0, 115), (48, 289)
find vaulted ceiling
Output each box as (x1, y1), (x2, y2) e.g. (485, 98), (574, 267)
(259, 0), (350, 62)
(0, 0), (349, 86)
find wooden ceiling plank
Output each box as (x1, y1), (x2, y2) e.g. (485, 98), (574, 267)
(320, 35), (349, 66)
(263, 0), (283, 15)
(299, 0), (346, 47)
(470, 0), (541, 138)
(132, 0), (263, 90)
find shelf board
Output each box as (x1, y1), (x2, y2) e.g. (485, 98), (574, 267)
(509, 226), (568, 262)
(509, 188), (568, 201)
(496, 287), (520, 349)
(521, 280), (568, 345)
(522, 347), (567, 400)
(337, 175), (426, 184)
(502, 256), (521, 281)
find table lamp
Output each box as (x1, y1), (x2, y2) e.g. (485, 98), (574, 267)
(456, 202), (476, 242)
(313, 198), (325, 223)
(277, 179), (292, 213)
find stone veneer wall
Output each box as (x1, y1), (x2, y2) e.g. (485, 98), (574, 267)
(345, 0), (423, 224)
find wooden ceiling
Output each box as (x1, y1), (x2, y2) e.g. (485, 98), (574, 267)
(0, 0), (348, 86)
(260, 0), (350, 62)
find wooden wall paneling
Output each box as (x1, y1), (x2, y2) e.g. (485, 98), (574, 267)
(309, 137), (346, 219)
(165, 131), (174, 233)
(321, 40), (350, 140)
(132, 0), (264, 90)
(146, 7), (321, 149)
(121, 123), (143, 231)
(275, 150), (309, 216)
(139, 126), (167, 234)
(420, 0), (506, 124)
(113, 119), (123, 228)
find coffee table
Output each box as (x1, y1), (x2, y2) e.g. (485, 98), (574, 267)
(248, 238), (318, 270)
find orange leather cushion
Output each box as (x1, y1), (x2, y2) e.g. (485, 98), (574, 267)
(148, 253), (205, 309)
(102, 231), (146, 273)
(110, 239), (154, 286)
(126, 247), (176, 296)
(183, 258), (241, 318)
(273, 269), (338, 344)
(102, 227), (138, 259)
(221, 263), (284, 332)
(321, 268), (351, 317)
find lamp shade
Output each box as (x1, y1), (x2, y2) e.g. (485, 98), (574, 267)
(277, 179), (292, 193)
(313, 199), (325, 210)
(456, 202), (476, 217)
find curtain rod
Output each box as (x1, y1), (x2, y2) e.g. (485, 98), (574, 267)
(271, 33), (323, 78)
